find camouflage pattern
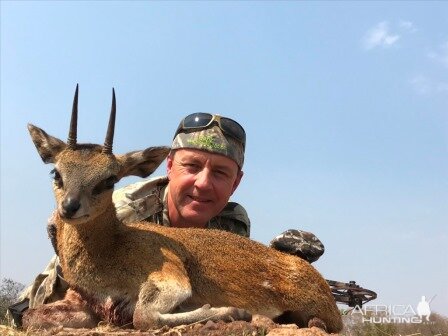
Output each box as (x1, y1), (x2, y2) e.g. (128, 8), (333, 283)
(172, 125), (245, 168)
(113, 176), (168, 225)
(208, 202), (250, 237)
(269, 229), (325, 263)
(16, 256), (68, 309)
(8, 255), (69, 327)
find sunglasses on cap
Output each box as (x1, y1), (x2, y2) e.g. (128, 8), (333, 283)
(174, 113), (246, 147)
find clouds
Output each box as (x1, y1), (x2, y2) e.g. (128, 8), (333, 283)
(398, 20), (417, 33)
(428, 41), (448, 68)
(410, 75), (448, 96)
(362, 20), (417, 50)
(411, 41), (448, 96)
(362, 20), (447, 97)
(410, 75), (448, 95)
(362, 22), (400, 50)
(410, 76), (432, 95)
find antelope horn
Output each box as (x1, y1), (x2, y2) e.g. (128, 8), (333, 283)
(67, 84), (79, 149)
(103, 88), (116, 154)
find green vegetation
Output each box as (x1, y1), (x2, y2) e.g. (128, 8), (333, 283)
(0, 278), (24, 325)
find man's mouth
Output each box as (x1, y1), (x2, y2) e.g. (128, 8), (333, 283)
(188, 195), (212, 203)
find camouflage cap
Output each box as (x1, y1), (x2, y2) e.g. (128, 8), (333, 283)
(171, 125), (245, 168)
(269, 229), (325, 263)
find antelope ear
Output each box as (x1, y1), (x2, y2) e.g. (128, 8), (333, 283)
(28, 124), (66, 164)
(117, 146), (170, 178)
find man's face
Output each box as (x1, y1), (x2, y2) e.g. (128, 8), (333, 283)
(166, 149), (243, 228)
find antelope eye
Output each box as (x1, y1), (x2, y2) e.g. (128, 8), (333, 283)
(105, 175), (118, 188)
(93, 175), (117, 195)
(50, 169), (63, 188)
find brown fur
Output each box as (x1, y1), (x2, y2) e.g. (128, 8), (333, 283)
(24, 121), (343, 333)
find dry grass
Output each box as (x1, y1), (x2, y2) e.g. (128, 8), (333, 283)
(0, 321), (336, 336)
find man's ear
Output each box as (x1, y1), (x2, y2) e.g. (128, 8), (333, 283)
(166, 151), (174, 176)
(231, 170), (244, 195)
(27, 124), (66, 164)
(117, 146), (171, 179)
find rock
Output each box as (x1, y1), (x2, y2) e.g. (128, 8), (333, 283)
(251, 314), (277, 330)
(267, 326), (336, 336)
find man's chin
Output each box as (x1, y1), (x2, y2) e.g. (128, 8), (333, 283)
(180, 209), (213, 227)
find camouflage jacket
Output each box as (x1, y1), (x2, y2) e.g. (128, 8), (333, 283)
(16, 176), (250, 313)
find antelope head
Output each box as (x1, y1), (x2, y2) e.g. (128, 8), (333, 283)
(28, 85), (170, 224)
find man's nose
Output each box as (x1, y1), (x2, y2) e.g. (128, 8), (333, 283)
(195, 169), (213, 190)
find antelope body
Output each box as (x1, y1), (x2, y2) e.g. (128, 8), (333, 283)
(23, 86), (343, 333)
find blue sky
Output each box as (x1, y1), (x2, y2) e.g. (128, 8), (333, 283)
(1, 2), (447, 316)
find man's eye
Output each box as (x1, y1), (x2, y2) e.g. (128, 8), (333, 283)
(214, 170), (229, 178)
(185, 163), (200, 171)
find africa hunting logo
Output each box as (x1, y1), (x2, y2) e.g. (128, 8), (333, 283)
(349, 296), (434, 324)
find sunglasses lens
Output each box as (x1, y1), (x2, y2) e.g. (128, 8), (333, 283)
(183, 113), (213, 129)
(221, 117), (246, 145)
(176, 113), (246, 147)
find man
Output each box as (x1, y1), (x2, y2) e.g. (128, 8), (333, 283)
(9, 112), (324, 326)
(112, 112), (249, 236)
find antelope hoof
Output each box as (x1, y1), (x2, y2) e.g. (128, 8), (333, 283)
(209, 306), (252, 322)
(227, 306), (252, 322)
(308, 316), (327, 332)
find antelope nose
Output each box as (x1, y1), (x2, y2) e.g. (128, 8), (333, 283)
(61, 197), (81, 218)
